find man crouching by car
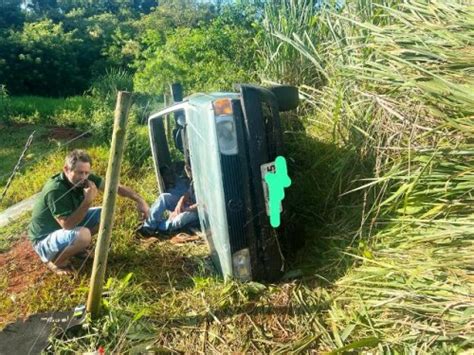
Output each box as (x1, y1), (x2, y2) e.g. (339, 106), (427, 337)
(28, 149), (150, 275)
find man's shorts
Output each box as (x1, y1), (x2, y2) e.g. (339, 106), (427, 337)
(33, 207), (101, 263)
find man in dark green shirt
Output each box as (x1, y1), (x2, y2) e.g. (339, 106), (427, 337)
(29, 149), (150, 275)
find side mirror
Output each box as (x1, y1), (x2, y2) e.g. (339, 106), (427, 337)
(170, 83), (184, 102)
(171, 82), (185, 128)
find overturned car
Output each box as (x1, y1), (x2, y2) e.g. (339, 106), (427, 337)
(148, 83), (298, 281)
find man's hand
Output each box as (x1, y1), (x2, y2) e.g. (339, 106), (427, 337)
(83, 180), (98, 204)
(57, 181), (96, 230)
(168, 210), (178, 221)
(169, 195), (187, 221)
(184, 203), (198, 212)
(168, 205), (181, 221)
(136, 200), (150, 221)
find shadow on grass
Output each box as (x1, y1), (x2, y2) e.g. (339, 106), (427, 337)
(281, 127), (377, 283)
(153, 302), (333, 329)
(102, 240), (215, 292)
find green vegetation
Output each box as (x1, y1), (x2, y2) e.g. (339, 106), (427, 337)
(134, 18), (257, 94)
(0, 128), (93, 212)
(260, 0), (473, 352)
(0, 0), (472, 353)
(0, 125), (51, 188)
(0, 0), (255, 97)
(2, 96), (95, 125)
(0, 0), (160, 96)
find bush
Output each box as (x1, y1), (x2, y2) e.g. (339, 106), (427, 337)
(88, 95), (154, 169)
(124, 121), (152, 169)
(1, 95), (96, 129)
(0, 84), (11, 124)
(134, 18), (257, 95)
(259, 0), (474, 352)
(1, 20), (85, 96)
(90, 103), (115, 142)
(88, 68), (134, 103)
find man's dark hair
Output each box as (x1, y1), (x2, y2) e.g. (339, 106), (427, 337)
(65, 149), (92, 170)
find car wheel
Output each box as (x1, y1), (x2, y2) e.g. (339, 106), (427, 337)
(270, 85), (299, 112)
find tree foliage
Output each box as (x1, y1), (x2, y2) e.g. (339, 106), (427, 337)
(134, 17), (257, 94)
(0, 0), (259, 96)
(0, 20), (84, 96)
(0, 0), (25, 30)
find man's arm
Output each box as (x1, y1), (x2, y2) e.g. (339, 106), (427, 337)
(182, 183), (197, 212)
(169, 191), (198, 220)
(117, 184), (150, 220)
(56, 180), (98, 229)
(56, 199), (91, 230)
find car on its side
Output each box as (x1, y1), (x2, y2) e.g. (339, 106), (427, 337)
(148, 83), (298, 281)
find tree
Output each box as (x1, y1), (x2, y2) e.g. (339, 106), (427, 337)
(0, 20), (84, 95)
(22, 0), (158, 23)
(134, 17), (257, 94)
(0, 0), (25, 29)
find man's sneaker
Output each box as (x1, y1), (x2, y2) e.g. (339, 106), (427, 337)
(135, 224), (157, 238)
(154, 228), (172, 239)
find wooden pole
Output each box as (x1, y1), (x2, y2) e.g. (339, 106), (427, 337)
(87, 91), (133, 318)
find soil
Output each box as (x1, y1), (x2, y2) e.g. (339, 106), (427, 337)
(2, 232), (204, 294)
(44, 126), (90, 140)
(0, 236), (48, 295)
(0, 123), (89, 141)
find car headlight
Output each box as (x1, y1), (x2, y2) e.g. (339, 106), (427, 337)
(232, 248), (252, 281)
(216, 116), (238, 155)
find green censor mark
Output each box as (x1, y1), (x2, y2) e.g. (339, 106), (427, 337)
(264, 156), (291, 228)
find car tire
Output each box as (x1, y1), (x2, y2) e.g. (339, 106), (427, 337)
(270, 85), (299, 112)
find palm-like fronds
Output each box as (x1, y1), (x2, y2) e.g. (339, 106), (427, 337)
(260, 0), (473, 352)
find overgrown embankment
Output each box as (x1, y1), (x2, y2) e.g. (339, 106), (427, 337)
(260, 0), (473, 351)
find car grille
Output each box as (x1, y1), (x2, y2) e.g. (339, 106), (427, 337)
(221, 154), (248, 253)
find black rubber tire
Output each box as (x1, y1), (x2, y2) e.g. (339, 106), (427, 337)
(270, 85), (299, 112)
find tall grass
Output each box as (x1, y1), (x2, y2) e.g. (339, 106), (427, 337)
(260, 0), (473, 352)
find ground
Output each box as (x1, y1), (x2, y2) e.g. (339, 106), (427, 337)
(0, 235), (56, 326)
(44, 126), (90, 140)
(0, 236), (46, 297)
(0, 230), (205, 326)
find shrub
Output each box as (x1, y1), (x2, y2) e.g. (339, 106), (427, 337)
(124, 121), (152, 169)
(134, 18), (257, 95)
(88, 68), (134, 103)
(0, 84), (11, 125)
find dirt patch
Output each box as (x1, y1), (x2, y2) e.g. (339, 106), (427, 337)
(0, 236), (48, 294)
(0, 124), (89, 141)
(44, 126), (90, 141)
(0, 122), (30, 129)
